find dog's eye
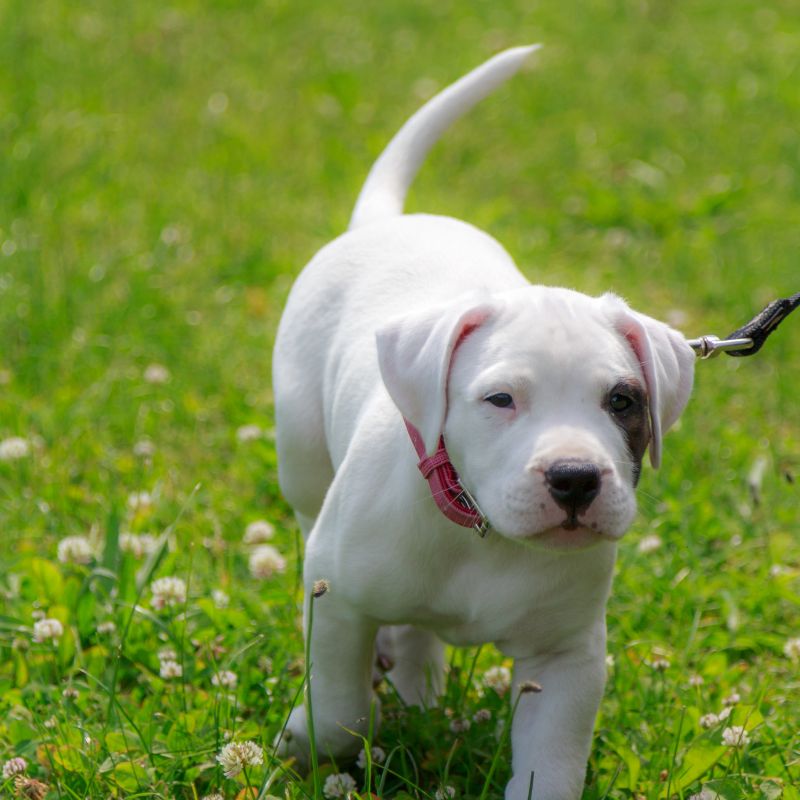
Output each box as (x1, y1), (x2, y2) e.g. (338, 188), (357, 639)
(609, 392), (634, 413)
(485, 392), (514, 408)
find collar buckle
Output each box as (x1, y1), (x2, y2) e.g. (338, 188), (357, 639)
(456, 482), (490, 537)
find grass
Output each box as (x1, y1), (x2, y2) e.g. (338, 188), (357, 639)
(1, 0), (799, 797)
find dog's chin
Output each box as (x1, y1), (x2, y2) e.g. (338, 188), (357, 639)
(504, 522), (617, 552)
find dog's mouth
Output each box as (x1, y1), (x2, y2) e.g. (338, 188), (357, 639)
(518, 516), (612, 551)
(560, 512), (582, 531)
(538, 527), (602, 551)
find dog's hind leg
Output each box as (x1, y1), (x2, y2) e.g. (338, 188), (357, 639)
(376, 624), (445, 707)
(273, 316), (335, 527)
(274, 409), (333, 528)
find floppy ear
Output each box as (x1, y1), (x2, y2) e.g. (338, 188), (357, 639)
(376, 300), (495, 456)
(602, 293), (695, 469)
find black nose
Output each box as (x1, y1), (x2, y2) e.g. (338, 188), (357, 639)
(545, 461), (601, 514)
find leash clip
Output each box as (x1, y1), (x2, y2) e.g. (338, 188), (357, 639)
(687, 334), (754, 359)
(688, 291), (799, 360)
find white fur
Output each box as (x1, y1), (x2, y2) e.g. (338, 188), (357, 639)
(273, 46), (695, 799)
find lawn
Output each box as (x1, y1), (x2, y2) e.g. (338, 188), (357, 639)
(1, 0), (798, 798)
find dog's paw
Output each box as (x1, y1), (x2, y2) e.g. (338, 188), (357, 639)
(273, 707), (312, 772)
(505, 770), (583, 800)
(274, 704), (380, 772)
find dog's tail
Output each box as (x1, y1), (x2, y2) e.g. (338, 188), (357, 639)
(348, 44), (541, 231)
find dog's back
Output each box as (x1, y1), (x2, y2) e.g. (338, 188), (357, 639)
(273, 46), (538, 527)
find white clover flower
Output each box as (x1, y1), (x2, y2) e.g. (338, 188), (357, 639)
(718, 706), (732, 721)
(158, 646), (177, 663)
(212, 589), (230, 609)
(151, 576), (187, 610)
(57, 535), (93, 565)
(144, 363), (170, 384)
(203, 534), (227, 555)
(248, 545), (287, 580)
(133, 439), (156, 458)
(216, 740), (264, 779)
(127, 490), (153, 511)
(62, 687), (79, 700)
(605, 654), (615, 669)
(13, 776), (49, 800)
(0, 436), (30, 461)
(449, 717), (471, 734)
(43, 716), (57, 729)
(236, 424), (263, 443)
(207, 93), (229, 115)
(258, 655), (273, 674)
(722, 692), (741, 706)
(699, 713), (719, 728)
(483, 665), (511, 696)
(721, 726), (750, 748)
(160, 224), (184, 245)
(2, 757), (27, 779)
(212, 670), (238, 689)
(243, 519), (274, 544)
(434, 787), (456, 800)
(119, 532), (138, 556)
(119, 532), (158, 559)
(473, 708), (492, 723)
(32, 618), (63, 643)
(322, 772), (357, 798)
(159, 659), (183, 679)
(688, 674), (704, 687)
(783, 637), (800, 661)
(356, 745), (386, 769)
(97, 620), (116, 635)
(637, 534), (663, 554)
(648, 657), (671, 672)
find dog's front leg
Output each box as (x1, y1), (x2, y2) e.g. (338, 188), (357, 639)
(505, 633), (607, 800)
(281, 596), (378, 769)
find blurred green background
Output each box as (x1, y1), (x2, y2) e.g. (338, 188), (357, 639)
(1, 0), (798, 796)
(2, 0), (799, 459)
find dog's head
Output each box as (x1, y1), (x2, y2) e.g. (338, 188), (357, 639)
(376, 287), (694, 550)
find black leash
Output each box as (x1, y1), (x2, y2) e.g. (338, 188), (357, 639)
(687, 292), (800, 359)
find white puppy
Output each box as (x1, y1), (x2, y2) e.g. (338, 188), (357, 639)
(273, 46), (695, 799)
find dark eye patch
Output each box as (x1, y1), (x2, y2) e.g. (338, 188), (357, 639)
(604, 380), (649, 485)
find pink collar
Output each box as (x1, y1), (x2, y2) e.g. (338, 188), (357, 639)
(404, 420), (490, 536)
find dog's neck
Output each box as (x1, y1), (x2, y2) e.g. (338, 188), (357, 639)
(403, 419), (490, 536)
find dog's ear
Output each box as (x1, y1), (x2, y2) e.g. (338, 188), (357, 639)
(601, 293), (695, 469)
(376, 300), (495, 455)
